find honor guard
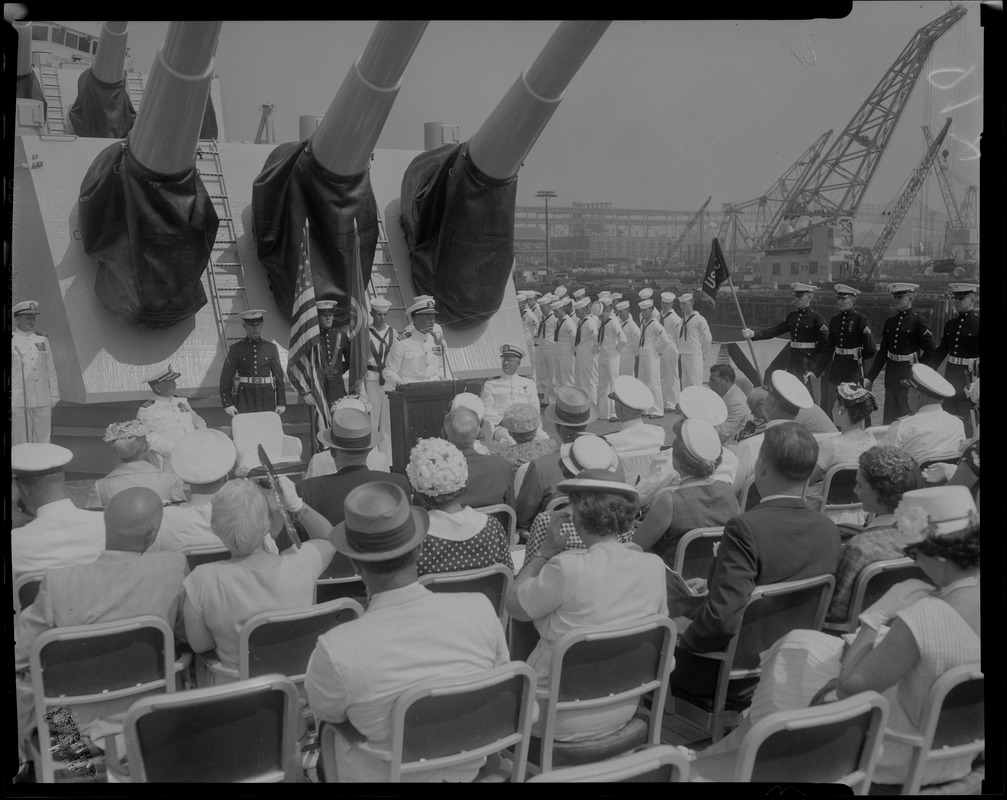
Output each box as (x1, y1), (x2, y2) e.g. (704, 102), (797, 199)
(814, 285), (877, 414)
(742, 283), (828, 386)
(12, 301), (59, 445)
(364, 297), (396, 445)
(315, 300), (350, 407)
(138, 364), (207, 468)
(616, 300), (641, 378)
(596, 298), (627, 422)
(677, 293), (713, 389)
(383, 296), (452, 388)
(481, 344), (541, 442)
(551, 298), (577, 394)
(219, 310), (286, 416)
(659, 291), (682, 411)
(925, 283), (980, 436)
(572, 297), (600, 404)
(865, 283), (936, 424)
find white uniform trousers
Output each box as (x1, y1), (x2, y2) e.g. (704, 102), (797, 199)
(12, 406), (52, 445)
(597, 349), (621, 419)
(679, 353), (705, 389)
(553, 345), (576, 393)
(574, 349), (599, 405)
(636, 350), (664, 416)
(538, 343), (556, 402)
(660, 349), (681, 411)
(364, 375), (393, 464)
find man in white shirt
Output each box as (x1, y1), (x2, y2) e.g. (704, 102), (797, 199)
(604, 376), (666, 454)
(11, 443), (105, 578)
(572, 297), (600, 404)
(616, 301), (641, 378)
(383, 296), (452, 388)
(137, 364), (207, 469)
(659, 292), (682, 412)
(596, 298), (627, 422)
(882, 364), (966, 464)
(551, 299), (577, 394)
(677, 293), (713, 389)
(11, 301), (59, 445)
(708, 363), (750, 444)
(635, 299), (671, 417)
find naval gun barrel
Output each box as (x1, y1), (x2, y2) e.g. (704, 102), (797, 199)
(311, 21), (429, 176)
(129, 21), (222, 175)
(91, 21), (130, 84)
(14, 20), (32, 75)
(468, 20), (610, 180)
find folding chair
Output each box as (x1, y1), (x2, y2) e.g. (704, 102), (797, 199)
(691, 690), (889, 792)
(419, 564), (513, 624)
(918, 451), (966, 472)
(823, 557), (933, 634)
(183, 545), (232, 571)
(527, 743), (690, 782)
(231, 411), (305, 478)
(668, 574), (835, 742)
(113, 674), (301, 782)
(314, 576), (367, 604)
(543, 495), (570, 515)
(883, 664), (984, 795)
(672, 527), (725, 581)
(319, 661), (537, 782)
(475, 503), (519, 547)
(817, 465), (862, 517)
(13, 570), (45, 612)
(531, 615), (677, 774)
(737, 475), (762, 511)
(619, 448), (661, 487)
(27, 615), (176, 783)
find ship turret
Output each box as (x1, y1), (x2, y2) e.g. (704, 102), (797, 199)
(77, 21), (223, 327)
(400, 21), (610, 328)
(67, 21), (137, 139)
(13, 20), (47, 134)
(252, 21), (429, 317)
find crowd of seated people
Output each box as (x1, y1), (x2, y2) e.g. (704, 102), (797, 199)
(11, 359), (981, 787)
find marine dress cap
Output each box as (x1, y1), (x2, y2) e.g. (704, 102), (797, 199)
(11, 443), (73, 477)
(500, 403), (541, 434)
(332, 482), (429, 561)
(888, 283), (919, 295)
(407, 296), (437, 316)
(897, 486), (977, 538)
(677, 385), (728, 425)
(792, 283), (816, 293)
(147, 363), (181, 385)
(241, 309), (267, 322)
(560, 436), (619, 475)
(544, 386), (598, 427)
(573, 297), (591, 310)
(615, 300), (631, 311)
(315, 300), (337, 312)
(370, 296), (392, 311)
(558, 467), (638, 499)
(12, 300), (40, 316)
(638, 288), (654, 300)
(553, 285), (568, 299)
(661, 292), (677, 304)
(170, 429), (236, 484)
(948, 282), (979, 295)
(834, 284), (860, 296)
(610, 375), (655, 412)
(901, 364), (954, 399)
(500, 343), (525, 360)
(639, 299), (654, 310)
(679, 293), (694, 303)
(318, 407), (380, 451)
(680, 418), (722, 464)
(769, 370), (814, 409)
(572, 288), (587, 300)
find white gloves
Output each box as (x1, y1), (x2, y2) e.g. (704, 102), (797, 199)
(276, 475), (304, 514)
(741, 328), (755, 340)
(923, 463), (957, 484)
(225, 405), (239, 417)
(275, 405), (286, 415)
(858, 578), (936, 631)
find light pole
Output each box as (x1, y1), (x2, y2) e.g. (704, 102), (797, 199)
(536, 190), (557, 275)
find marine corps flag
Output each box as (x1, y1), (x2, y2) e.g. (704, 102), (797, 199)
(701, 237), (730, 304)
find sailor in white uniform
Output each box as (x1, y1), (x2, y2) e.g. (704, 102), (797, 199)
(383, 296), (452, 388)
(616, 300), (641, 377)
(551, 298), (577, 393)
(596, 298), (627, 421)
(638, 287), (662, 323)
(535, 294), (556, 403)
(572, 297), (600, 404)
(364, 296), (396, 461)
(677, 293), (713, 389)
(519, 293), (539, 387)
(658, 292), (682, 412)
(137, 363), (206, 469)
(636, 298), (672, 417)
(11, 301), (59, 445)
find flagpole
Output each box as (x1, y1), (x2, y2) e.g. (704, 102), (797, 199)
(707, 223), (762, 382)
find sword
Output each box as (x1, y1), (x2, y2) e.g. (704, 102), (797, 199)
(257, 444), (301, 549)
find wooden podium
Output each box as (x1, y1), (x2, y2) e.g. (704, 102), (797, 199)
(387, 379), (487, 473)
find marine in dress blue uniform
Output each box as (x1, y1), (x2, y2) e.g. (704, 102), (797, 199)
(219, 310), (286, 415)
(814, 284), (877, 414)
(315, 300), (350, 407)
(865, 283), (937, 424)
(742, 283), (828, 386)
(925, 283), (979, 436)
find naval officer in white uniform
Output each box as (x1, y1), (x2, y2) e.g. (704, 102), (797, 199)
(12, 301), (60, 445)
(481, 343), (541, 442)
(383, 296), (452, 388)
(137, 363), (207, 469)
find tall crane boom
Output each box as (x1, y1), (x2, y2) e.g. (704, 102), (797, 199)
(665, 196), (710, 263)
(862, 117), (952, 280)
(764, 5), (967, 251)
(924, 124), (964, 229)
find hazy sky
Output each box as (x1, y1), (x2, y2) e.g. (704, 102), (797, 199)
(65, 6), (985, 214)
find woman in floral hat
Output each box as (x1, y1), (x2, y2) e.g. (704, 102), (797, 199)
(85, 420), (186, 509)
(406, 438), (513, 576)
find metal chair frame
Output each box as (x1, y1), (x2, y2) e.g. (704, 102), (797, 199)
(13, 570), (45, 613)
(672, 527), (725, 581)
(817, 464), (862, 516)
(823, 557), (932, 634)
(419, 564), (513, 624)
(474, 503), (519, 547)
(526, 743), (690, 782)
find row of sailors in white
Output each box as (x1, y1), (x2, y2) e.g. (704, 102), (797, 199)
(522, 286), (712, 421)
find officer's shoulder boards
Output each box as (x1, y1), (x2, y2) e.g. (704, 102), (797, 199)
(142, 399), (155, 407)
(398, 331), (411, 341)
(34, 330), (46, 338)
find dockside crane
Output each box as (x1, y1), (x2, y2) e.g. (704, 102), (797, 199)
(761, 5), (967, 254)
(859, 117), (951, 280)
(662, 196), (710, 266)
(925, 124), (978, 263)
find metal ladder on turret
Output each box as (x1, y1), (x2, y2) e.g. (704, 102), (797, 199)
(194, 139), (252, 352)
(367, 215), (408, 328)
(124, 70), (145, 112)
(37, 66), (65, 134)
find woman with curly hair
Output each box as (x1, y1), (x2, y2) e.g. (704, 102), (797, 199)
(694, 486), (980, 790)
(406, 438), (513, 576)
(825, 445), (924, 623)
(86, 420), (186, 509)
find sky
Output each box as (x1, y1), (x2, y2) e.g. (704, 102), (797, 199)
(60, 6), (986, 215)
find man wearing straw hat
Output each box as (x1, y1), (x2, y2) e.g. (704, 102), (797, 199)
(305, 481), (509, 782)
(11, 300), (59, 445)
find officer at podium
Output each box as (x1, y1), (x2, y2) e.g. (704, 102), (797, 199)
(219, 310), (286, 416)
(383, 296), (452, 388)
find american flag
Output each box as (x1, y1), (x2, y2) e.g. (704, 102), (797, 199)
(346, 220), (369, 397)
(286, 222), (331, 433)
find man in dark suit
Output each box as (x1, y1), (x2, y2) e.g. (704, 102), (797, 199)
(668, 422), (841, 698)
(443, 407), (514, 509)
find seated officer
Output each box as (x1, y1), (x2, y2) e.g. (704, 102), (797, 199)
(138, 364), (207, 469)
(481, 344), (543, 445)
(882, 364), (966, 464)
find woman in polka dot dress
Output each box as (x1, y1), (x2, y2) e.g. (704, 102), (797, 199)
(406, 438), (513, 576)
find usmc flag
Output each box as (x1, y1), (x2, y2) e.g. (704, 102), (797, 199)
(701, 237), (730, 304)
